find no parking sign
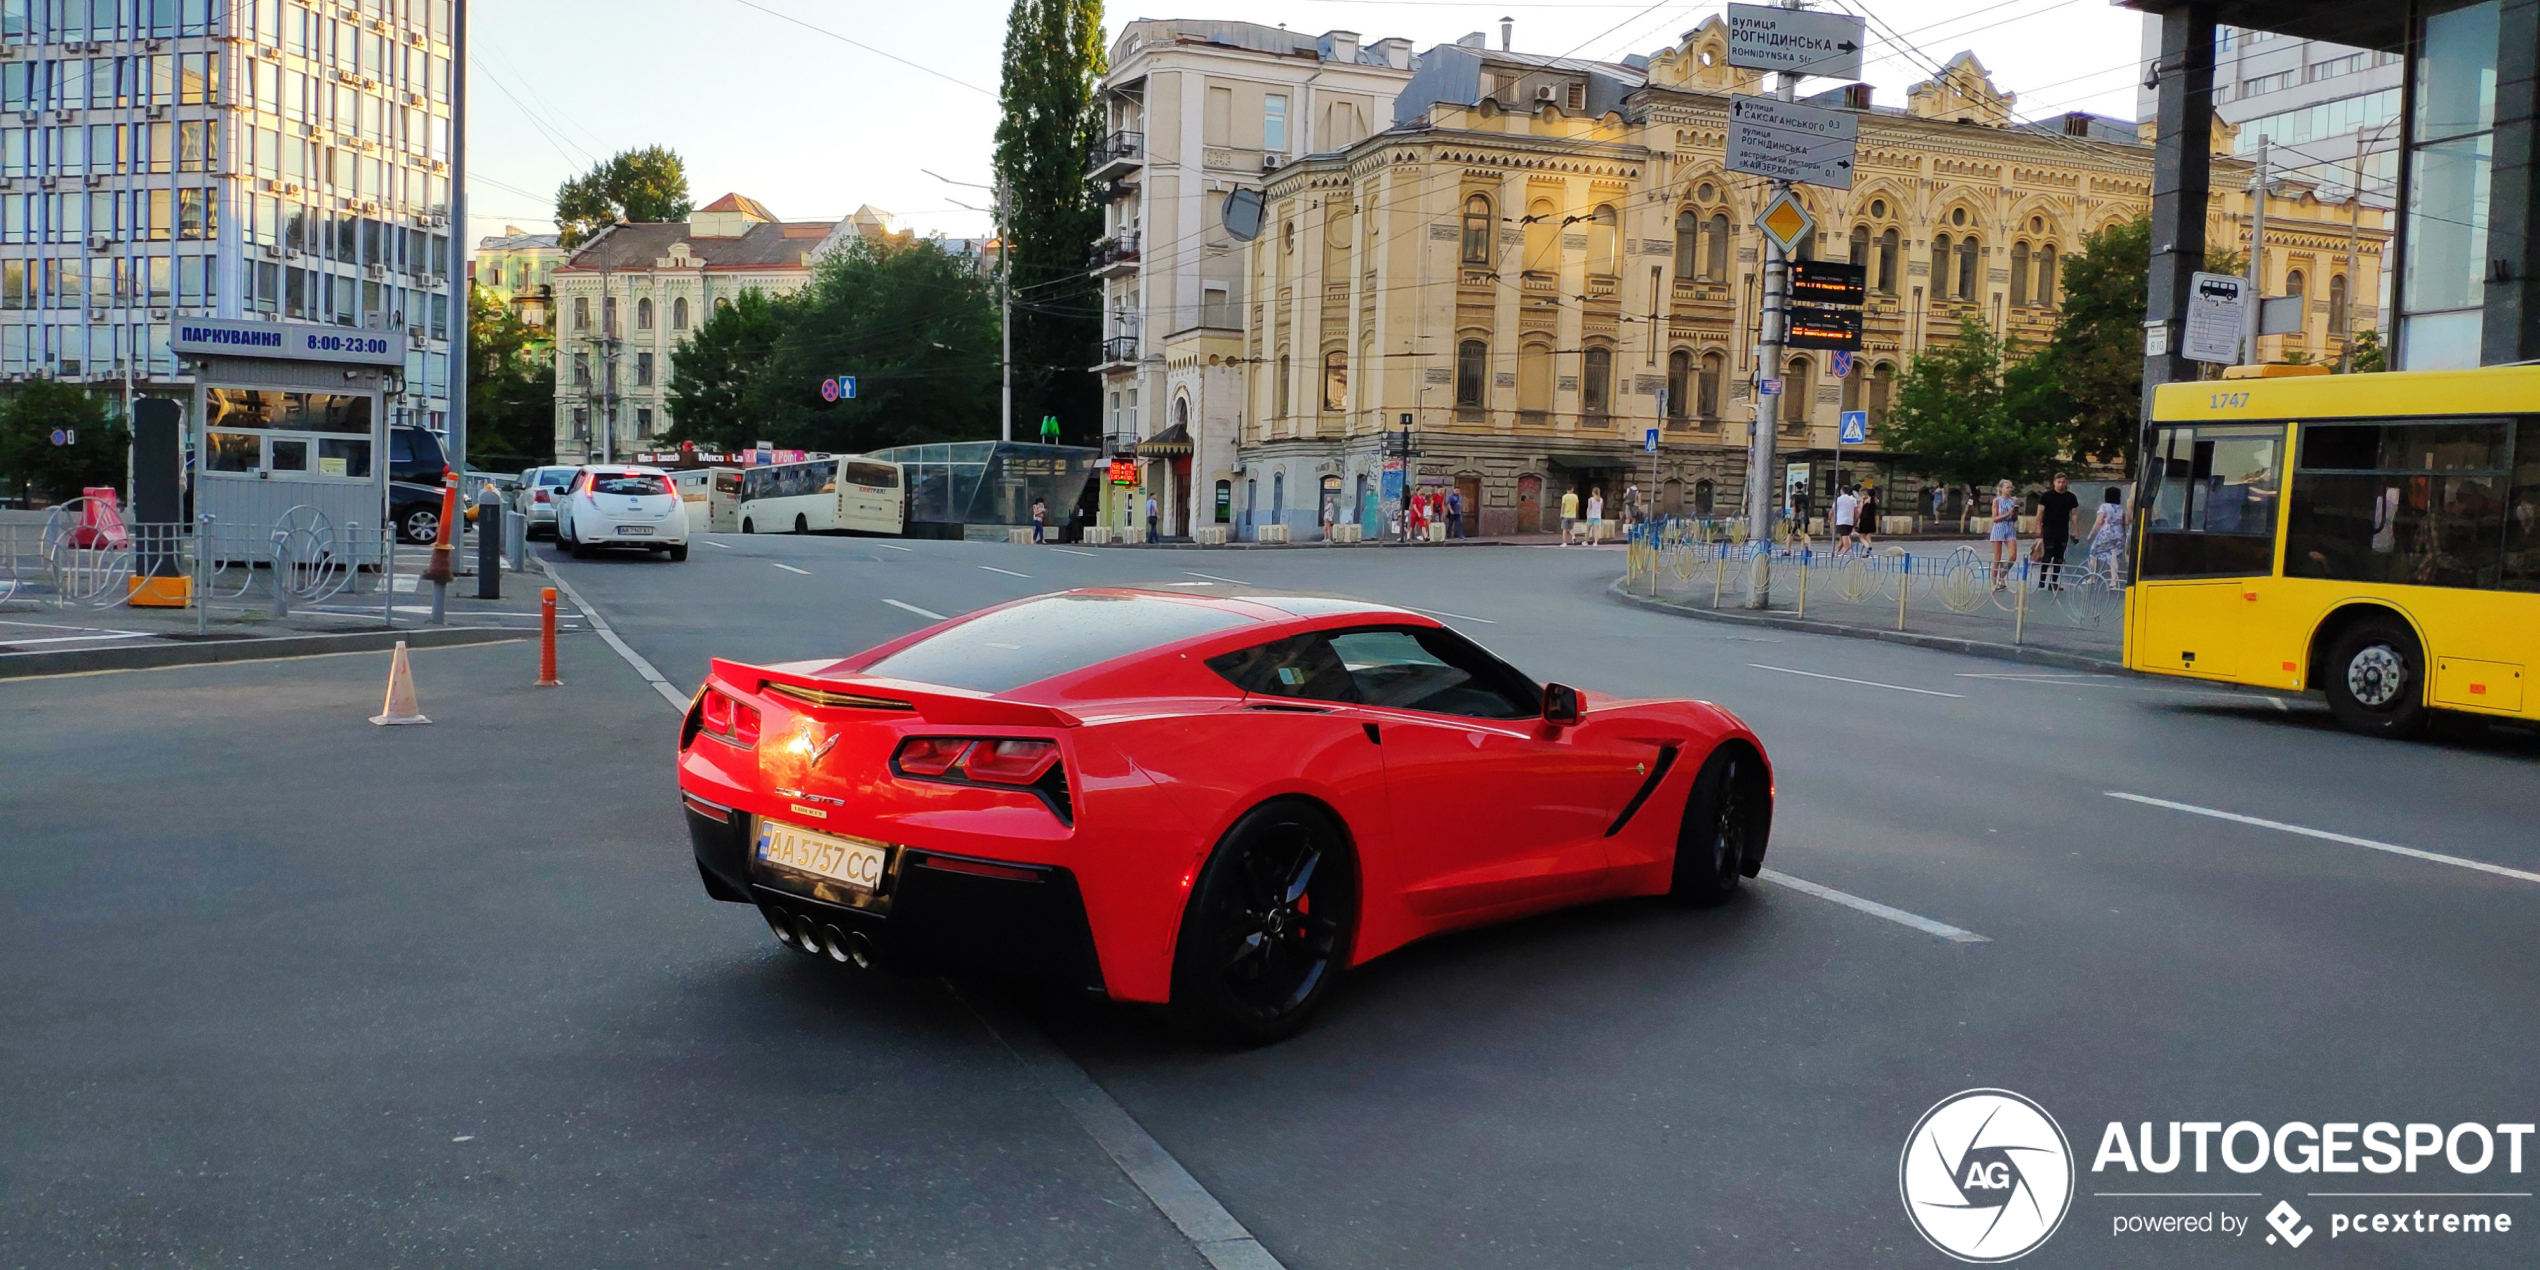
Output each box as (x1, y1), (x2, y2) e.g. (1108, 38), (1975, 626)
(818, 376), (858, 402)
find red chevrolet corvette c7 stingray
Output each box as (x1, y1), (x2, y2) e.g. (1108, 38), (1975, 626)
(678, 588), (1772, 1041)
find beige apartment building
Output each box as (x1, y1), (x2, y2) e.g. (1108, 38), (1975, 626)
(1233, 20), (2389, 537)
(1089, 19), (1416, 535)
(475, 226), (562, 334)
(549, 197), (903, 463)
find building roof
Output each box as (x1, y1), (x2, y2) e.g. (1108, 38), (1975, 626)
(1111, 18), (1414, 69)
(556, 218), (841, 274)
(478, 226), (561, 252)
(696, 192), (778, 220)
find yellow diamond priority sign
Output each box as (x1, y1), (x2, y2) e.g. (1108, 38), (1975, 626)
(1756, 191), (1814, 258)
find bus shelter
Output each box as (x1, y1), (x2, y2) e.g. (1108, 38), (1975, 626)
(174, 318), (406, 555)
(868, 441), (1100, 539)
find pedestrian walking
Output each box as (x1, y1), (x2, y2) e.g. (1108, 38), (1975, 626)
(1832, 484), (1860, 555)
(1857, 484), (1880, 547)
(1031, 497), (1047, 544)
(1560, 487), (1581, 545)
(1989, 479), (2019, 588)
(2088, 486), (2127, 584)
(1146, 492), (1160, 540)
(1446, 486), (1464, 538)
(1931, 484), (1948, 530)
(1320, 494), (1337, 538)
(1586, 487), (1605, 545)
(2034, 473), (2080, 589)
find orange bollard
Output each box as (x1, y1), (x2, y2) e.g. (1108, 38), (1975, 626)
(537, 587), (562, 686)
(420, 468), (460, 586)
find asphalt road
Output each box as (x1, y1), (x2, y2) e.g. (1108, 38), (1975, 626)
(6, 531), (2537, 1268)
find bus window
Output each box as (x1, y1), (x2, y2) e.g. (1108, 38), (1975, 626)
(847, 461), (899, 489)
(2141, 425), (2281, 578)
(2509, 419), (2540, 590)
(814, 460), (838, 495)
(2288, 417), (2511, 589)
(713, 470), (742, 498)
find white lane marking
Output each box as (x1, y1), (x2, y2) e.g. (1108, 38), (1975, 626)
(1759, 869), (1990, 943)
(883, 598), (948, 621)
(1052, 548), (1098, 557)
(980, 565), (1032, 578)
(1403, 605), (1497, 625)
(702, 540), (731, 550)
(540, 564), (688, 709)
(2096, 1192), (2263, 1198)
(1183, 571), (1247, 584)
(2105, 792), (2540, 885)
(1163, 581), (1215, 587)
(0, 631), (153, 646)
(1955, 672), (2104, 680)
(1746, 663), (1965, 698)
(771, 563), (812, 576)
(954, 984), (1291, 1270)
(2269, 696), (2291, 712)
(876, 543), (914, 552)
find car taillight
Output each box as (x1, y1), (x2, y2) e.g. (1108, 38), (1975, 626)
(534, 489), (550, 503)
(698, 687), (760, 747)
(963, 739), (1058, 784)
(702, 690), (732, 734)
(660, 477), (679, 497)
(894, 737), (968, 776)
(732, 702), (761, 745)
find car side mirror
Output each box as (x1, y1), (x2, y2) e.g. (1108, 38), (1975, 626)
(1542, 683), (1582, 727)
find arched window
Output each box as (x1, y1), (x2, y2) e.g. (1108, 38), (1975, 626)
(2328, 273), (2349, 332)
(2010, 242), (2031, 306)
(1877, 228), (1899, 295)
(1517, 340), (1553, 416)
(2035, 244), (2057, 307)
(1781, 355), (1812, 429)
(1694, 478), (1715, 515)
(1674, 210), (1700, 280)
(1956, 237), (1979, 301)
(1322, 349), (1347, 411)
(1175, 396), (1189, 429)
(1705, 213), (1730, 280)
(1275, 350), (1291, 418)
(1588, 206), (1618, 278)
(1931, 233), (1952, 297)
(1582, 344), (1613, 415)
(1523, 200), (1558, 276)
(2285, 268), (2306, 299)
(1324, 205), (1353, 276)
(1455, 339), (1488, 409)
(1460, 195), (1491, 266)
(1698, 351), (1724, 419)
(1849, 225), (1870, 272)
(636, 297), (654, 329)
(1666, 349), (1691, 421)
(1869, 362), (1895, 425)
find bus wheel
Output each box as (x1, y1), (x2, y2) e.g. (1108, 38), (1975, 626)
(794, 514), (808, 534)
(741, 518), (754, 534)
(2325, 617), (2429, 739)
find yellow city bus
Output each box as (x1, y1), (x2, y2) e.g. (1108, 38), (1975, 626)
(2128, 363), (2539, 737)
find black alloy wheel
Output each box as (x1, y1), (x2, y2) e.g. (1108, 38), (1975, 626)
(2325, 617), (2430, 739)
(1171, 800), (1356, 1045)
(1671, 746), (1767, 906)
(400, 507), (439, 545)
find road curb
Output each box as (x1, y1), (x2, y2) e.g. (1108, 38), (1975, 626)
(1603, 578), (2126, 674)
(0, 624), (523, 679)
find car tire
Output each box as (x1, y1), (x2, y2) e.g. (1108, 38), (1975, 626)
(741, 517), (754, 534)
(400, 507), (439, 545)
(667, 544), (689, 562)
(794, 514), (808, 534)
(1670, 745), (1769, 906)
(1170, 799), (1356, 1046)
(2325, 617), (2431, 739)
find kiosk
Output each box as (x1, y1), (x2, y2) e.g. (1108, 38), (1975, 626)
(172, 318), (406, 546)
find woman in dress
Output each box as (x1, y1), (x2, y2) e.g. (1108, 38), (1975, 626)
(1990, 479), (2020, 589)
(2088, 486), (2127, 584)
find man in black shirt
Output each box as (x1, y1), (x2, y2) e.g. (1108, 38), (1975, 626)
(2035, 473), (2081, 589)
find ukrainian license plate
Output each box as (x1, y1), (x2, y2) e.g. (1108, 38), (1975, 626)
(617, 524), (653, 536)
(756, 820), (888, 892)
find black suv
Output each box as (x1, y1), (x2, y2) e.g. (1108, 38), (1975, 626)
(388, 426), (451, 544)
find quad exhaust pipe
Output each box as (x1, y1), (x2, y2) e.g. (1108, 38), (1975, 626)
(760, 904), (875, 969)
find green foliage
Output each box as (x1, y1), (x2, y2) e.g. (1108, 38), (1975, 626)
(2034, 214), (2249, 474)
(2341, 328), (2387, 373)
(0, 379), (126, 504)
(466, 284), (556, 469)
(995, 0), (1104, 444)
(555, 146), (694, 249)
(746, 238), (1001, 451)
(663, 288), (793, 450)
(1874, 317), (2069, 498)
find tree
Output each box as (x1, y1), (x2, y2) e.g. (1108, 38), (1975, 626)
(743, 237), (1001, 452)
(554, 146), (694, 249)
(2037, 215), (2249, 473)
(466, 284), (556, 469)
(2341, 328), (2387, 373)
(0, 379), (125, 504)
(662, 289), (794, 450)
(1874, 317), (2068, 502)
(994, 0), (1105, 445)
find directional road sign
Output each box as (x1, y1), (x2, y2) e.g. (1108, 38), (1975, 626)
(1726, 95), (1859, 190)
(2183, 272), (2248, 365)
(1839, 410), (1869, 445)
(1753, 189), (1816, 257)
(1725, 3), (1866, 80)
(819, 375), (859, 402)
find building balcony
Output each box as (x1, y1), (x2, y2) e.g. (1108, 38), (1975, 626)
(1088, 130), (1144, 181)
(1093, 335), (1140, 370)
(1090, 231), (1141, 278)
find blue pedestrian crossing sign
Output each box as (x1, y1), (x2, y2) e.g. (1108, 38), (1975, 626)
(1839, 410), (1869, 444)
(1645, 428), (1660, 453)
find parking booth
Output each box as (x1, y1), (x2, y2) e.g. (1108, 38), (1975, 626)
(173, 318), (406, 559)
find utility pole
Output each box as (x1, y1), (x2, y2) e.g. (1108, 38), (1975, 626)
(2242, 135), (2268, 365)
(1741, 0), (1803, 607)
(447, 0), (469, 472)
(999, 178), (1013, 443)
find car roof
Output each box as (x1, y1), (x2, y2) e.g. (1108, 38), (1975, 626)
(581, 464), (669, 475)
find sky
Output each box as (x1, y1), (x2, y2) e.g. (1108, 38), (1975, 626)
(465, 0), (2155, 249)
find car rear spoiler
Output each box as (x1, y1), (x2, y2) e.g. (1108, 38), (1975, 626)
(711, 658), (1082, 729)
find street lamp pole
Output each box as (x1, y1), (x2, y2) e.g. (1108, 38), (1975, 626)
(1741, 0), (1803, 607)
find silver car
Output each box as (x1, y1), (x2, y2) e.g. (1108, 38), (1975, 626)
(515, 465), (576, 537)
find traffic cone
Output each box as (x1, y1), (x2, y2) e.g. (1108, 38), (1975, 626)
(370, 640), (431, 726)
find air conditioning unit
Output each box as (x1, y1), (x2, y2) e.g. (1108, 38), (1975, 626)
(53, 109), (74, 122)
(88, 308), (106, 320)
(146, 38), (164, 51)
(17, 110), (35, 123)
(145, 104), (165, 119)
(366, 262), (386, 279)
(84, 173), (104, 187)
(38, 175), (55, 189)
(260, 244), (281, 259)
(88, 234), (110, 251)
(262, 46), (283, 60)
(1261, 154), (1282, 172)
(1535, 84), (1557, 102)
(408, 331), (428, 350)
(281, 183), (303, 196)
(150, 308), (168, 321)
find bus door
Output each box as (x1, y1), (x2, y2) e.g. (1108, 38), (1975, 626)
(709, 468), (743, 533)
(843, 459), (901, 532)
(2130, 423), (2286, 681)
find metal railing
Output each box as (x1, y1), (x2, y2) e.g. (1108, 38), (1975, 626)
(1087, 130), (1143, 173)
(1095, 335), (1140, 366)
(1620, 518), (2127, 651)
(1090, 231), (1141, 271)
(2, 496), (401, 631)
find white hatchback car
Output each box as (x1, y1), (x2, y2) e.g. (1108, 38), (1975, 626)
(556, 465), (690, 560)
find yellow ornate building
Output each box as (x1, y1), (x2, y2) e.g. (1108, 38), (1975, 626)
(1228, 20), (2387, 536)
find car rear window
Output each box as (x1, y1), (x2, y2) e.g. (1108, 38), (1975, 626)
(536, 468), (573, 487)
(858, 593), (1257, 693)
(592, 473), (671, 497)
